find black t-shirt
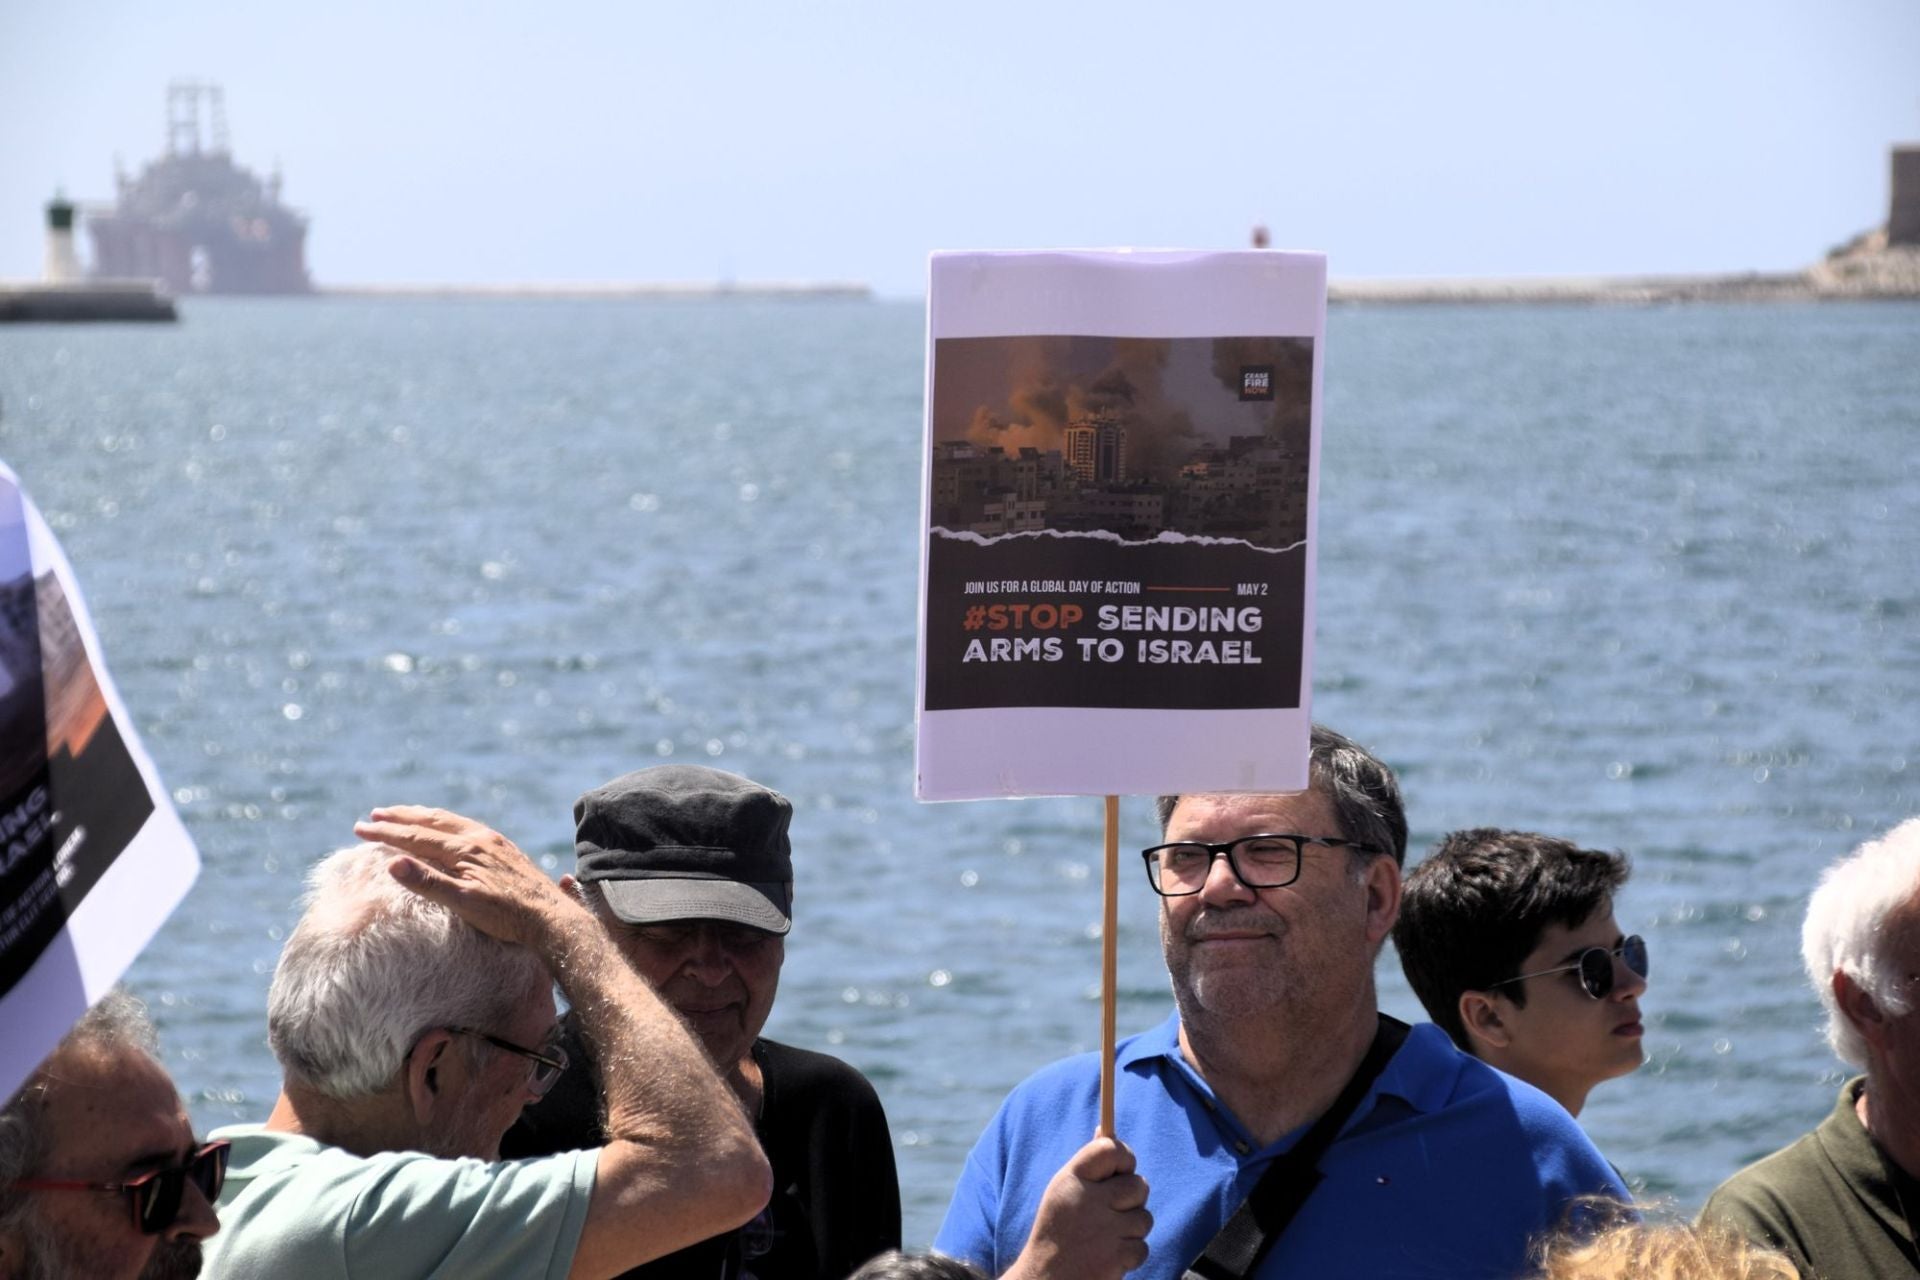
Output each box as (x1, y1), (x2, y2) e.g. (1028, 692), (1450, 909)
(502, 1015), (901, 1280)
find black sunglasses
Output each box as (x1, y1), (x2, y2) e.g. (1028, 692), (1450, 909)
(1489, 935), (1649, 1000)
(12, 1139), (230, 1234)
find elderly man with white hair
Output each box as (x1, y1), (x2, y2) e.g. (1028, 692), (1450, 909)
(1702, 816), (1920, 1279)
(203, 806), (771, 1280)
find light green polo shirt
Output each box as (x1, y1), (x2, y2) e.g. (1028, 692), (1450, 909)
(204, 1124), (597, 1279)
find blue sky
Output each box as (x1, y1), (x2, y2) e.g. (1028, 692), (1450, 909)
(3, 1), (1916, 296)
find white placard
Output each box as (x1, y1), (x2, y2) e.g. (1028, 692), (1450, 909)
(915, 250), (1326, 801)
(0, 463), (200, 1101)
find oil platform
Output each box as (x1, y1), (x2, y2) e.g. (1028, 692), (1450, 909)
(87, 82), (311, 295)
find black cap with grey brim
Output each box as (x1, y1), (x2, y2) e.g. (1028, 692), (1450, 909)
(573, 765), (793, 935)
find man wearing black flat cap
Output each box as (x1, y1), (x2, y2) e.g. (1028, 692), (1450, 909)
(503, 765), (901, 1280)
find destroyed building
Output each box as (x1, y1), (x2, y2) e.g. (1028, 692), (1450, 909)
(87, 82), (312, 295)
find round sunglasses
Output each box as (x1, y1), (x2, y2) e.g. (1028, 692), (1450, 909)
(1488, 934), (1649, 1000)
(12, 1139), (230, 1234)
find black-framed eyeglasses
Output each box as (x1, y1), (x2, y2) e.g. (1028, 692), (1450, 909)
(445, 1026), (569, 1096)
(1141, 833), (1383, 896)
(1488, 935), (1649, 1001)
(11, 1139), (230, 1234)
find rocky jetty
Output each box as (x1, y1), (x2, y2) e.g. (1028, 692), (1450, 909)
(1329, 247), (1920, 305)
(1805, 228), (1920, 298)
(1334, 145), (1920, 305)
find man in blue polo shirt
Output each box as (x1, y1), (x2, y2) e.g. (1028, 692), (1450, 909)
(934, 725), (1628, 1280)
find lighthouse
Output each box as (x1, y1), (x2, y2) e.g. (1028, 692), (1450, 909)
(2, 191), (175, 321)
(44, 193), (80, 283)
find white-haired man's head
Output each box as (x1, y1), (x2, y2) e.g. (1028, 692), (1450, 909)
(1802, 817), (1920, 1068)
(268, 843), (551, 1101)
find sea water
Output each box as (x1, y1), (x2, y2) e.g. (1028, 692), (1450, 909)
(1, 295), (1916, 1242)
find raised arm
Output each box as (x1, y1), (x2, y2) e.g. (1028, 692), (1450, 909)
(357, 806), (773, 1280)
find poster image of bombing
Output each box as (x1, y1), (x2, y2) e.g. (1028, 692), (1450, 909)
(925, 333), (1312, 713)
(0, 489), (153, 999)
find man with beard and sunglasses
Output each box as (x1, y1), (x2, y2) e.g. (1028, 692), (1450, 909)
(1393, 829), (1650, 1120)
(0, 989), (222, 1280)
(935, 725), (1627, 1280)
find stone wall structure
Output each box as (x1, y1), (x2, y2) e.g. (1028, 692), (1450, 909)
(1891, 146), (1920, 247)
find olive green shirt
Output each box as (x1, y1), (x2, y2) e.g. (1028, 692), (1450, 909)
(1700, 1077), (1920, 1280)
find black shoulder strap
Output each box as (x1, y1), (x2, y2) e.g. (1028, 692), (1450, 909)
(1181, 1015), (1411, 1280)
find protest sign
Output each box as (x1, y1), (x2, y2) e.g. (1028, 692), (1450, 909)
(915, 250), (1327, 801)
(0, 463), (199, 1101)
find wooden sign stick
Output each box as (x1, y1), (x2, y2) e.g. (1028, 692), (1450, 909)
(1099, 793), (1121, 1139)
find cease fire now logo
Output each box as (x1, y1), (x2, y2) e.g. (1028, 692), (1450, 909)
(1239, 365), (1275, 401)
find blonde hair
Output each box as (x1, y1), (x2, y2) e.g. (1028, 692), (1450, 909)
(1535, 1221), (1798, 1280)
